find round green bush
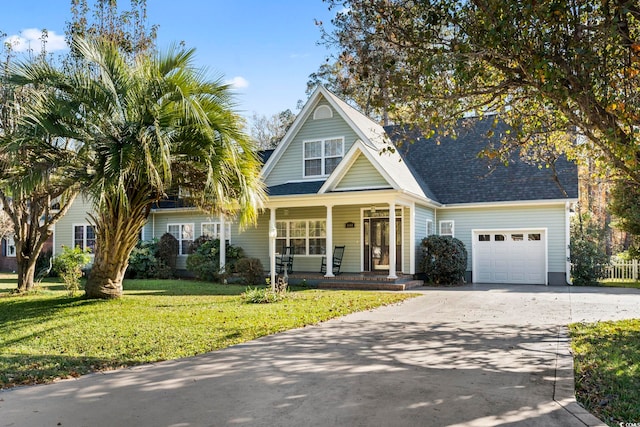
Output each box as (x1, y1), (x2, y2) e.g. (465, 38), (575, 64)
(420, 235), (468, 285)
(570, 238), (608, 286)
(235, 257), (265, 285)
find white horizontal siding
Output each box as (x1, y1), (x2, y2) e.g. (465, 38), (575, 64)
(265, 99), (360, 187)
(414, 205), (435, 273)
(335, 154), (389, 190)
(437, 204), (567, 273)
(53, 196), (95, 256)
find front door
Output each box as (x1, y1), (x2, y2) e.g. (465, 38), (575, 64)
(364, 217), (401, 272)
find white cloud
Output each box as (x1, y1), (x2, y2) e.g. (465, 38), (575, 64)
(227, 76), (249, 89)
(4, 28), (67, 53)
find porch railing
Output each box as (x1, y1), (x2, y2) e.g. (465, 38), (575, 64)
(602, 259), (640, 281)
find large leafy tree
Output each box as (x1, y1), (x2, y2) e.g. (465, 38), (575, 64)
(609, 180), (640, 236)
(12, 38), (265, 299)
(1, 35), (81, 293)
(66, 0), (157, 60)
(321, 0), (640, 183)
(249, 109), (296, 149)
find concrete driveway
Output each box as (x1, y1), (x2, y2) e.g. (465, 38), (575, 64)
(2, 284), (639, 427)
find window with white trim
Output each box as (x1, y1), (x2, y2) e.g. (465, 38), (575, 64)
(426, 220), (433, 236)
(202, 222), (231, 243)
(168, 223), (194, 255)
(303, 137), (344, 177)
(3, 235), (16, 257)
(276, 219), (326, 255)
(439, 220), (454, 237)
(74, 224), (96, 252)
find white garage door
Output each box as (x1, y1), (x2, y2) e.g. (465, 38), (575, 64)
(473, 230), (546, 284)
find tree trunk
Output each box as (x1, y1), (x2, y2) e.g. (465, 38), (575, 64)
(84, 252), (126, 299)
(84, 196), (149, 299)
(16, 255), (37, 293)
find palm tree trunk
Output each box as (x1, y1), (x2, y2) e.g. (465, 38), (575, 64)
(85, 250), (127, 299)
(84, 194), (149, 299)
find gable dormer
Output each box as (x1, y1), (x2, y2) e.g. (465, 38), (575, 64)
(263, 95), (359, 187)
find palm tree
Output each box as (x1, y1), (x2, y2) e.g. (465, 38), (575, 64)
(13, 38), (265, 298)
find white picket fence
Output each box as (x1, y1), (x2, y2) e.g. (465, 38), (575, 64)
(603, 259), (640, 281)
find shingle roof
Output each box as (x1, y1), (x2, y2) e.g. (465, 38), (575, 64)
(267, 181), (325, 196)
(258, 149), (274, 164)
(385, 118), (578, 204)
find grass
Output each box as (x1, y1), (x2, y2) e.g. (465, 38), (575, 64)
(599, 280), (640, 289)
(569, 319), (640, 426)
(0, 275), (417, 389)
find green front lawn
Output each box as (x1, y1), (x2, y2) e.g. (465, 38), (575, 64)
(570, 319), (640, 426)
(0, 276), (417, 388)
(599, 280), (640, 289)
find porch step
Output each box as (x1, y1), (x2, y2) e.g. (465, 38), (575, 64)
(318, 279), (423, 291)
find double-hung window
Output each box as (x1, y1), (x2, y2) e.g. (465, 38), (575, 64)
(74, 224), (96, 252)
(201, 222), (231, 243)
(303, 137), (344, 177)
(168, 223), (194, 255)
(4, 235), (16, 257)
(439, 220), (454, 237)
(276, 220), (326, 255)
(426, 219), (434, 236)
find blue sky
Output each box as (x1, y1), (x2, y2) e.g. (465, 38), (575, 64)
(1, 1), (339, 119)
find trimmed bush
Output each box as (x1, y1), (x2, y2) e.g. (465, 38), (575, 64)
(127, 240), (173, 279)
(158, 233), (179, 273)
(570, 238), (608, 286)
(186, 237), (245, 282)
(235, 257), (265, 285)
(420, 235), (467, 285)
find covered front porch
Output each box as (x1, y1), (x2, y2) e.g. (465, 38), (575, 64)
(262, 190), (434, 286)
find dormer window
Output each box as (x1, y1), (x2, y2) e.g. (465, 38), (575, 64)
(313, 105), (333, 120)
(304, 137), (344, 177)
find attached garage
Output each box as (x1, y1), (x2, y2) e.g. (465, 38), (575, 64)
(472, 229), (547, 285)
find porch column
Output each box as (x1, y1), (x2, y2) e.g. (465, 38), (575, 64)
(388, 202), (397, 279)
(409, 202), (416, 275)
(269, 208), (277, 289)
(219, 214), (226, 274)
(324, 204), (334, 277)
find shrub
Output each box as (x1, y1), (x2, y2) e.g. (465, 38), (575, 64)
(570, 238), (608, 286)
(158, 233), (179, 273)
(127, 240), (174, 279)
(186, 237), (245, 282)
(127, 240), (158, 279)
(235, 257), (265, 285)
(242, 286), (286, 304)
(186, 238), (221, 281)
(420, 235), (467, 285)
(53, 246), (92, 296)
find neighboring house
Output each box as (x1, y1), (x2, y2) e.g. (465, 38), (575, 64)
(53, 86), (578, 285)
(0, 235), (18, 271)
(0, 234), (54, 272)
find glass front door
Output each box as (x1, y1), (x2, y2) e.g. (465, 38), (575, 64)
(364, 217), (401, 272)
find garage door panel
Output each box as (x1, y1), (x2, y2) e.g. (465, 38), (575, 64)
(474, 230), (546, 285)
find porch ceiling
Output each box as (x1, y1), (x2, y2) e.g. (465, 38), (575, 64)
(265, 188), (437, 209)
